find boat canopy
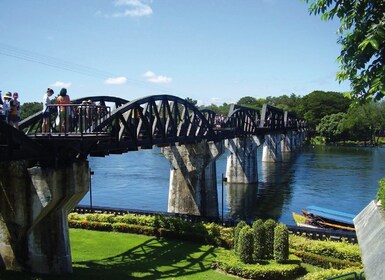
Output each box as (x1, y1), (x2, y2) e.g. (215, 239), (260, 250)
(305, 205), (355, 225)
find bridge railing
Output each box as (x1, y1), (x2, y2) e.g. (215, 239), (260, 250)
(23, 104), (111, 136)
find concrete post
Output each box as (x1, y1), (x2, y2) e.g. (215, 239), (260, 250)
(161, 141), (224, 218)
(354, 201), (385, 280)
(224, 136), (262, 183)
(281, 133), (292, 153)
(262, 134), (282, 162)
(0, 160), (89, 274)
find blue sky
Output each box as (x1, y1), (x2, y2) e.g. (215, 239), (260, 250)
(0, 0), (350, 105)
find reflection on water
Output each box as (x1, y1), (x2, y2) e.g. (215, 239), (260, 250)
(225, 160), (296, 222)
(82, 146), (385, 225)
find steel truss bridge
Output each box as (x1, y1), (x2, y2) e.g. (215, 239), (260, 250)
(0, 95), (306, 165)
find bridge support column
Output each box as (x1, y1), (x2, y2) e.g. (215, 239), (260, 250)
(224, 136), (262, 183)
(0, 161), (89, 274)
(161, 141), (224, 218)
(262, 134), (282, 162)
(281, 132), (294, 153)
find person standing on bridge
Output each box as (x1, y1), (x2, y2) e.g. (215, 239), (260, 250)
(56, 88), (71, 133)
(8, 92), (20, 129)
(41, 88), (54, 134)
(2, 92), (11, 123)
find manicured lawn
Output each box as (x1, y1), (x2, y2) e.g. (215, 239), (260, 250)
(0, 229), (235, 279)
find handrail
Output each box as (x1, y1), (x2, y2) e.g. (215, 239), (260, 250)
(24, 103), (111, 136)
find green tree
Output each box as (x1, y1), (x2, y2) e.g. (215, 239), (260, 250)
(236, 96), (265, 110)
(298, 90), (351, 129)
(266, 93), (302, 113)
(303, 0), (385, 103)
(20, 102), (42, 120)
(199, 103), (231, 116)
(341, 102), (385, 145)
(316, 112), (347, 143)
(185, 97), (198, 107)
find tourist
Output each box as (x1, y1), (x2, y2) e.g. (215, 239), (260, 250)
(8, 92), (20, 129)
(56, 88), (71, 133)
(2, 92), (11, 123)
(42, 88), (54, 134)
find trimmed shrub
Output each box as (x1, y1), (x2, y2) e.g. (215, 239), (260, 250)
(252, 219), (265, 260)
(264, 219), (277, 259)
(274, 224), (289, 263)
(377, 178), (385, 206)
(69, 220), (113, 232)
(204, 222), (221, 246)
(238, 226), (254, 264)
(292, 250), (362, 269)
(303, 268), (363, 280)
(212, 249), (305, 280)
(289, 235), (361, 263)
(234, 221), (247, 252)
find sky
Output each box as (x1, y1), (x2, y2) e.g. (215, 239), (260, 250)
(0, 0), (351, 106)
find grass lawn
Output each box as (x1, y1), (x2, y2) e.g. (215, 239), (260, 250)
(0, 229), (236, 280)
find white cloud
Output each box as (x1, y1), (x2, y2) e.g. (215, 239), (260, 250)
(104, 76), (128, 85)
(112, 0), (153, 17)
(51, 81), (72, 88)
(143, 71), (172, 84)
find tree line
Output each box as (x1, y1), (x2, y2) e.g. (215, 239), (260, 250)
(194, 90), (385, 146)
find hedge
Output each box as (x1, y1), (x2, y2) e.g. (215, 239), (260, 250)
(252, 219), (265, 260)
(289, 235), (361, 263)
(212, 249), (305, 280)
(233, 221), (247, 253)
(264, 219), (277, 259)
(377, 178), (385, 206)
(303, 268), (363, 280)
(274, 224), (289, 263)
(238, 226), (254, 264)
(68, 213), (232, 247)
(292, 250), (362, 269)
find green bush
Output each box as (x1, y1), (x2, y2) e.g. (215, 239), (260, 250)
(252, 219), (265, 260)
(204, 222), (222, 246)
(84, 213), (115, 223)
(238, 226), (254, 264)
(303, 268), (363, 280)
(377, 178), (385, 206)
(264, 219), (277, 259)
(274, 224), (289, 263)
(114, 214), (155, 227)
(290, 235), (361, 263)
(212, 249), (305, 280)
(234, 221), (248, 252)
(293, 250), (361, 269)
(69, 220), (113, 232)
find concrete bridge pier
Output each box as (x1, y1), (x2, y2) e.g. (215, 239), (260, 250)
(281, 132), (294, 153)
(0, 161), (89, 274)
(161, 141), (224, 218)
(262, 134), (282, 162)
(224, 136), (262, 183)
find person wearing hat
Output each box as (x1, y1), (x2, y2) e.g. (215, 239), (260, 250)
(41, 88), (54, 133)
(9, 92), (20, 129)
(2, 92), (12, 123)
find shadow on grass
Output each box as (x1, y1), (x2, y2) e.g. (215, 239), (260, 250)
(0, 237), (218, 280)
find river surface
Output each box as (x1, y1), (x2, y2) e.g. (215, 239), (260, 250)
(80, 145), (385, 225)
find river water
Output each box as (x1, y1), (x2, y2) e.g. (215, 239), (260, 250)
(80, 145), (385, 225)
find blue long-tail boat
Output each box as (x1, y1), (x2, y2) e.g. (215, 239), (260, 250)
(292, 205), (355, 231)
